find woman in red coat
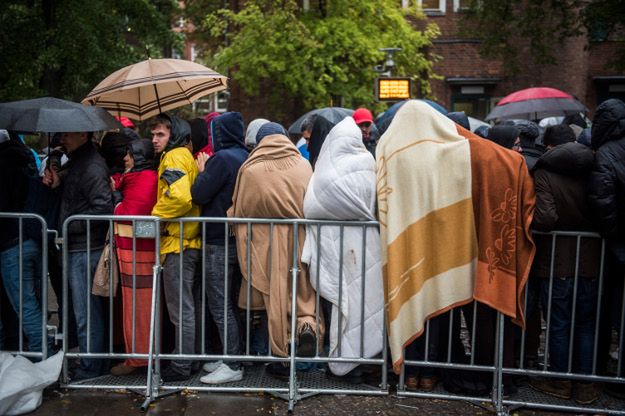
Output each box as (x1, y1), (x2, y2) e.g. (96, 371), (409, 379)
(110, 139), (158, 376)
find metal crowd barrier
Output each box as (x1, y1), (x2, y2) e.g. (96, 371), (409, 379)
(0, 213), (49, 360)
(59, 215), (386, 411)
(397, 230), (625, 415)
(2, 212), (625, 414)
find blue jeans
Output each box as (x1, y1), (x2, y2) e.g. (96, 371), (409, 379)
(541, 277), (598, 374)
(68, 249), (106, 377)
(204, 244), (241, 370)
(0, 240), (45, 353)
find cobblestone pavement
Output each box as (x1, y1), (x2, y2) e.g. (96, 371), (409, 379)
(30, 387), (570, 416)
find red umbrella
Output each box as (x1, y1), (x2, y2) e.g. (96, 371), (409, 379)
(486, 87), (587, 121)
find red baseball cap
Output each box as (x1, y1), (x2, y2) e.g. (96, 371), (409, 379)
(353, 108), (373, 125)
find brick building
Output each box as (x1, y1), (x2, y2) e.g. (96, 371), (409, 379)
(179, 0), (625, 122)
(416, 0), (625, 119)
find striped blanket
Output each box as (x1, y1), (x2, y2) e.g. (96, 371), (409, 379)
(376, 100), (535, 371)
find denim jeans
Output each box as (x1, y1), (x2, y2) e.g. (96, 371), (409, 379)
(162, 249), (200, 375)
(204, 244), (241, 370)
(0, 239), (45, 353)
(68, 249), (106, 377)
(541, 277), (599, 374)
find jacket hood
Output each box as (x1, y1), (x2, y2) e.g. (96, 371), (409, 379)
(211, 112), (245, 152)
(161, 113), (191, 151)
(591, 98), (625, 150)
(534, 141), (594, 177)
(245, 118), (270, 147)
(188, 117), (208, 154)
(503, 119), (540, 147)
(308, 116), (336, 169)
(128, 139), (155, 172)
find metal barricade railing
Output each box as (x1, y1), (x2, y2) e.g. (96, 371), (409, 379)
(0, 213), (49, 360)
(2, 213), (619, 413)
(59, 215), (387, 410)
(396, 230), (625, 415)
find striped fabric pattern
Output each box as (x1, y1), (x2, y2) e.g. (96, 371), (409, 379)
(376, 100), (478, 372)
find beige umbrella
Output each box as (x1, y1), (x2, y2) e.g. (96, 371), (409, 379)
(82, 58), (228, 121)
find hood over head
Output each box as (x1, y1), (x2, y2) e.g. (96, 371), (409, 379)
(543, 124), (576, 148)
(101, 130), (135, 173)
(534, 141), (594, 177)
(308, 116), (336, 169)
(487, 125), (519, 149)
(245, 118), (270, 147)
(503, 119), (540, 148)
(446, 111), (470, 131)
(211, 112), (245, 152)
(188, 117), (208, 154)
(127, 138), (156, 172)
(591, 98), (625, 150)
(159, 113), (191, 151)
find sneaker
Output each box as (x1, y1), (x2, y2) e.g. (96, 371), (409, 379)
(200, 363), (243, 384)
(529, 378), (572, 400)
(202, 360), (224, 373)
(297, 323), (316, 357)
(160, 365), (189, 382)
(575, 382), (599, 405)
(111, 363), (138, 376)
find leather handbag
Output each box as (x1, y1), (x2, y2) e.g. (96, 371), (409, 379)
(92, 231), (119, 297)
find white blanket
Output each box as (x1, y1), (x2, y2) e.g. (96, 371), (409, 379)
(301, 117), (384, 376)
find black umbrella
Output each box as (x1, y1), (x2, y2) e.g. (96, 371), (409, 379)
(288, 107), (353, 135)
(0, 97), (122, 133)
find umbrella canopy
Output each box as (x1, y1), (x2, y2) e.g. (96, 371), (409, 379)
(485, 87), (587, 121)
(82, 58), (228, 121)
(288, 107), (354, 135)
(375, 99), (448, 135)
(0, 97), (122, 133)
(468, 116), (489, 132)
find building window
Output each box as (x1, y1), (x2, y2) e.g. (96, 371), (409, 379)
(418, 0), (446, 15)
(453, 0), (473, 12)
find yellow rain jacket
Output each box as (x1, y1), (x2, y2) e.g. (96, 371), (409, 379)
(152, 147), (201, 254)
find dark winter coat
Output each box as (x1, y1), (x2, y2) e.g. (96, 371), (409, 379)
(58, 141), (113, 252)
(588, 99), (625, 259)
(191, 112), (248, 245)
(0, 138), (39, 250)
(531, 142), (601, 278)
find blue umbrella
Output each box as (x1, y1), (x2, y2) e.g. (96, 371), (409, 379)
(375, 99), (447, 135)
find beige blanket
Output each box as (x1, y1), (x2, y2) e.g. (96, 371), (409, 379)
(228, 134), (320, 357)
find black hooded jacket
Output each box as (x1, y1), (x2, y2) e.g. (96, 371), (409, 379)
(162, 114), (192, 151)
(588, 99), (625, 244)
(128, 139), (156, 172)
(531, 142), (601, 278)
(191, 112), (248, 245)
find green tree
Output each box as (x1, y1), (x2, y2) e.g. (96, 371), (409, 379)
(194, 0), (439, 114)
(461, 0), (625, 73)
(0, 0), (182, 102)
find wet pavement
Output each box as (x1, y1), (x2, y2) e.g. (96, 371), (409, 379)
(30, 387), (568, 416)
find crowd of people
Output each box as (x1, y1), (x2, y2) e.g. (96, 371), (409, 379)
(0, 97), (624, 404)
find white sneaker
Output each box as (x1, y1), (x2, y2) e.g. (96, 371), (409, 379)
(202, 360), (224, 373)
(200, 363), (243, 384)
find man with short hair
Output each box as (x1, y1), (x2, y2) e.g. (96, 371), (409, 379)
(43, 131), (113, 380)
(150, 113), (202, 382)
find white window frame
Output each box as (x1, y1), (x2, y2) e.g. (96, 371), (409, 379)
(453, 0), (474, 12)
(417, 0), (446, 15)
